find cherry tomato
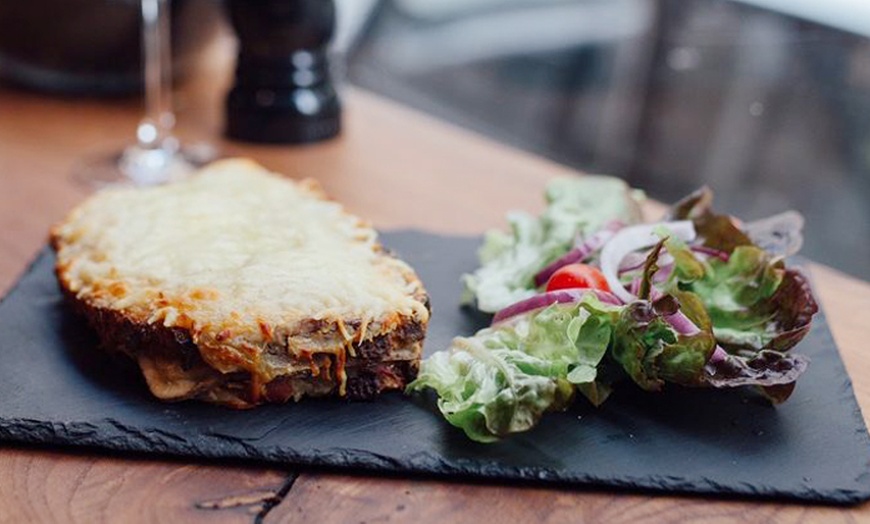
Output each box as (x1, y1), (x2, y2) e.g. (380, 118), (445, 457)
(545, 263), (611, 293)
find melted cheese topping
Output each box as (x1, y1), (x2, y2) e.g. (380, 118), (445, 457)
(53, 160), (429, 359)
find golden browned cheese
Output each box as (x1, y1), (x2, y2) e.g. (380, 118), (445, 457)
(51, 159), (430, 407)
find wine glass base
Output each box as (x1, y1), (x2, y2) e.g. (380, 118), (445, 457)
(72, 142), (218, 189)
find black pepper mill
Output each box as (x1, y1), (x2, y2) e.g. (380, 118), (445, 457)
(225, 0), (340, 144)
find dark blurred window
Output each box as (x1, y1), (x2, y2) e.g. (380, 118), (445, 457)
(347, 0), (870, 279)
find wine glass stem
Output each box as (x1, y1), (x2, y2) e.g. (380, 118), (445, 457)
(138, 0), (176, 154)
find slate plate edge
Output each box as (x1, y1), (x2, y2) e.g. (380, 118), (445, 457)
(1, 415), (868, 505)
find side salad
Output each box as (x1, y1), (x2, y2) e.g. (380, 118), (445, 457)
(407, 177), (817, 443)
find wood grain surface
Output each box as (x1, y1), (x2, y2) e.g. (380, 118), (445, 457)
(0, 36), (868, 523)
(0, 446), (294, 524)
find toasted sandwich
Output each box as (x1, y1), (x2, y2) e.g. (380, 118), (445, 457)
(51, 159), (430, 408)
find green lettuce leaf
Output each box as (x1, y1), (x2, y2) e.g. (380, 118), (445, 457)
(688, 246), (781, 349)
(656, 227), (705, 284)
(407, 300), (615, 442)
(609, 238), (717, 391)
(462, 176), (644, 313)
(684, 246), (817, 352)
(406, 336), (563, 443)
(666, 188), (818, 353)
(610, 300), (716, 391)
(526, 300), (620, 406)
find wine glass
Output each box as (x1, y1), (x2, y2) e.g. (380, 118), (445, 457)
(74, 0), (215, 188)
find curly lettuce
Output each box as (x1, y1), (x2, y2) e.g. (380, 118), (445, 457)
(666, 187), (818, 353)
(461, 176), (644, 313)
(656, 188), (817, 401)
(410, 181), (817, 442)
(407, 299), (615, 442)
(410, 289), (722, 442)
(611, 300), (716, 391)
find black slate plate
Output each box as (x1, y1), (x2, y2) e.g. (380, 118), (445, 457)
(1, 231), (869, 504)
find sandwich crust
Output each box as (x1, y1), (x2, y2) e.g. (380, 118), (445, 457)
(51, 159), (430, 407)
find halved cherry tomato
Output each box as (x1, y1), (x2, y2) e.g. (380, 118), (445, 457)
(545, 263), (611, 293)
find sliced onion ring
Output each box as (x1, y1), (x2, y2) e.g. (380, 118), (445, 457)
(599, 221), (697, 303)
(533, 220), (624, 287)
(492, 289), (622, 325)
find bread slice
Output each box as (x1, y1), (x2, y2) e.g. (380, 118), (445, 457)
(51, 159), (430, 408)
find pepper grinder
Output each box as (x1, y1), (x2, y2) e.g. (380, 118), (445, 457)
(225, 0), (340, 144)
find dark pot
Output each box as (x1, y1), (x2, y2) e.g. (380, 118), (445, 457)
(0, 0), (224, 95)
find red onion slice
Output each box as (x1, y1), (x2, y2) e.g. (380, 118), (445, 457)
(532, 249), (585, 288)
(533, 220), (624, 287)
(618, 252), (647, 273)
(600, 221), (696, 303)
(690, 245), (729, 261)
(649, 287), (700, 335)
(708, 345), (728, 364)
(664, 309), (701, 335)
(492, 289), (622, 325)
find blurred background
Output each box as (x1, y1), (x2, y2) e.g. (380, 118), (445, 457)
(338, 0), (870, 281)
(1, 0), (868, 280)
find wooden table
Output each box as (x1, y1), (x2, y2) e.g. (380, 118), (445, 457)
(1, 40), (869, 523)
